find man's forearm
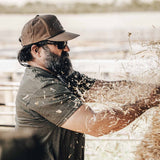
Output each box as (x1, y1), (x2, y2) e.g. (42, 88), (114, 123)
(89, 93), (159, 136)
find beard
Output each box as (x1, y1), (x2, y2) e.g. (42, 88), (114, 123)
(43, 46), (73, 77)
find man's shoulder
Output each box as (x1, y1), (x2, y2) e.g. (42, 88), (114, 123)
(17, 67), (68, 106)
(25, 66), (63, 86)
(18, 67), (66, 96)
(26, 67), (69, 94)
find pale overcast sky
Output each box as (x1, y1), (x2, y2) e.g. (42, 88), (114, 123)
(0, 0), (112, 5)
(0, 0), (156, 6)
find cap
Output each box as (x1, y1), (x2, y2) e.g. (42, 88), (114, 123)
(19, 15), (80, 46)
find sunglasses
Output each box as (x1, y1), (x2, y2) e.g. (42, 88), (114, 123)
(46, 41), (68, 49)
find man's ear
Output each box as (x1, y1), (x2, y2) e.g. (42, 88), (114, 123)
(31, 45), (40, 57)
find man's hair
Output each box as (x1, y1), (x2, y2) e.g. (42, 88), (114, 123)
(17, 45), (33, 66)
(17, 41), (49, 66)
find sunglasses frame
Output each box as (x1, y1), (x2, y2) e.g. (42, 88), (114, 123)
(46, 41), (68, 49)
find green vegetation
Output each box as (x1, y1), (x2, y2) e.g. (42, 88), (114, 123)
(1, 1), (160, 14)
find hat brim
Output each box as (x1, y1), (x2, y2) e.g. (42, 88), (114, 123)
(48, 31), (80, 41)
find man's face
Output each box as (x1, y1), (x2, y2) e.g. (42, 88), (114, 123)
(42, 45), (72, 77)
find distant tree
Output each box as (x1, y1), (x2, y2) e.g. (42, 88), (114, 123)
(131, 0), (141, 5)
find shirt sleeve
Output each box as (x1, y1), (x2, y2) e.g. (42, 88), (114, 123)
(28, 82), (83, 127)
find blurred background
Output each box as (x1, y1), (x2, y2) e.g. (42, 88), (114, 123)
(0, 0), (160, 159)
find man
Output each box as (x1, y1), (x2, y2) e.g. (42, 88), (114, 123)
(16, 14), (159, 160)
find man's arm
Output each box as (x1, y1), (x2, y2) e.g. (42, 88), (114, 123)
(83, 80), (156, 104)
(61, 91), (159, 137)
(65, 71), (156, 104)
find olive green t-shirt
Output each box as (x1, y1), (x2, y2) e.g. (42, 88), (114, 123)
(16, 66), (84, 160)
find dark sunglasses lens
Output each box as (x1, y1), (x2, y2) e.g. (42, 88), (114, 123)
(57, 42), (67, 49)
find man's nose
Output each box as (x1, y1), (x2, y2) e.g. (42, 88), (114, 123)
(63, 45), (70, 52)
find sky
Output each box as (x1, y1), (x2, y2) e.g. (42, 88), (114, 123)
(0, 0), (156, 6)
(0, 0), (113, 5)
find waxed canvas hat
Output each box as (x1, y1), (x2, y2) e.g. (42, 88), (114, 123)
(19, 15), (79, 46)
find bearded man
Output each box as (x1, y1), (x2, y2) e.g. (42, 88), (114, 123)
(16, 15), (159, 160)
